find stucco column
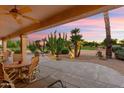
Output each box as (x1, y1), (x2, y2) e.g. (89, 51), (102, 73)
(20, 35), (28, 62)
(2, 39), (7, 52)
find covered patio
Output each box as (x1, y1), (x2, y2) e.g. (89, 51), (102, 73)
(0, 5), (124, 88)
(0, 5), (122, 61)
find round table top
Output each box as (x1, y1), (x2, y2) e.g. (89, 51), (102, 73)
(0, 54), (4, 57)
(4, 62), (31, 69)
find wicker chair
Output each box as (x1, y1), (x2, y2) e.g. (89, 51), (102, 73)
(22, 56), (40, 83)
(2, 50), (12, 63)
(0, 63), (15, 88)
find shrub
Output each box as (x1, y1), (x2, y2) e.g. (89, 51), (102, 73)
(122, 47), (124, 50)
(11, 48), (21, 54)
(61, 48), (69, 54)
(115, 49), (124, 60)
(44, 50), (49, 53)
(14, 49), (21, 54)
(28, 43), (37, 53)
(112, 45), (122, 53)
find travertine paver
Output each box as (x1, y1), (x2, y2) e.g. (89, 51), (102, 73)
(33, 55), (123, 88)
(23, 54), (124, 87)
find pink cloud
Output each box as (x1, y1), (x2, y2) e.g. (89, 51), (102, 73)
(28, 6), (124, 42)
(110, 18), (124, 30)
(82, 31), (105, 37)
(28, 34), (48, 40)
(62, 15), (124, 32)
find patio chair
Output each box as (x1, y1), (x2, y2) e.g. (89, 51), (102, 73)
(0, 57), (4, 63)
(0, 63), (15, 88)
(47, 80), (65, 88)
(2, 50), (12, 63)
(22, 55), (40, 83)
(13, 53), (22, 62)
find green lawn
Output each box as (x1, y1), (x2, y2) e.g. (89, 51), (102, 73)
(8, 46), (97, 52)
(81, 46), (97, 50)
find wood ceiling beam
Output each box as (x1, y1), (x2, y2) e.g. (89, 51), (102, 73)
(2, 5), (122, 40)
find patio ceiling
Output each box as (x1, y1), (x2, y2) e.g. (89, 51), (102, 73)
(0, 5), (122, 40)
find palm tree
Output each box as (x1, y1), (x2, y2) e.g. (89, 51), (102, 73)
(70, 28), (82, 57)
(103, 11), (112, 59)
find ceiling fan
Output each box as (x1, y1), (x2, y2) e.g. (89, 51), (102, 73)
(0, 5), (40, 24)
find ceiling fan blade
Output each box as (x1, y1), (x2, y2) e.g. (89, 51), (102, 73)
(0, 6), (10, 11)
(15, 18), (23, 24)
(19, 6), (32, 14)
(13, 17), (23, 25)
(20, 14), (40, 23)
(0, 13), (10, 16)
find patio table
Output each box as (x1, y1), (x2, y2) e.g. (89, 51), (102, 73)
(4, 62), (31, 79)
(0, 54), (4, 57)
(4, 62), (31, 69)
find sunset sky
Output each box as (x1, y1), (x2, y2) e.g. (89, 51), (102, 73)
(28, 6), (124, 42)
